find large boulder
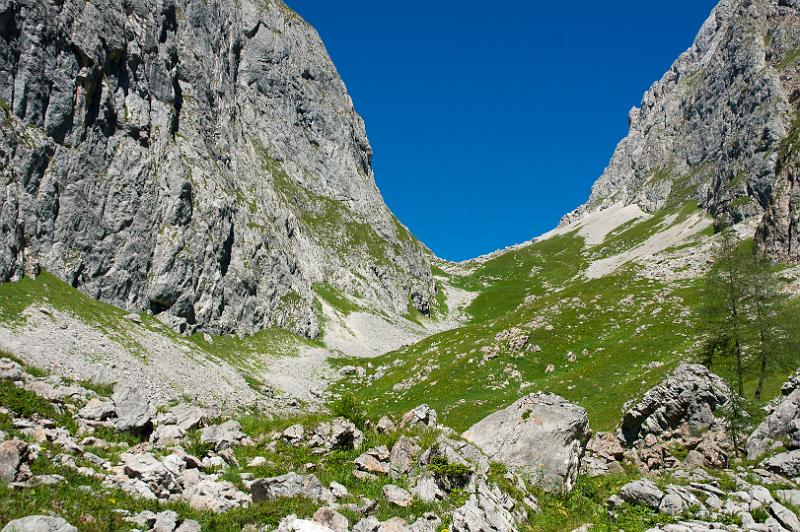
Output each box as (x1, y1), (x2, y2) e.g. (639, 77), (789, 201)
(762, 450), (800, 479)
(251, 473), (333, 503)
(113, 386), (153, 434)
(747, 371), (800, 459)
(200, 420), (250, 450)
(462, 393), (589, 493)
(1, 516), (77, 532)
(619, 364), (730, 446)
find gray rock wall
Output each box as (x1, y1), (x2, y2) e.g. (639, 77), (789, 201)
(0, 0), (434, 336)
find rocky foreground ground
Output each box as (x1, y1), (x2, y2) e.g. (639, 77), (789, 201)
(2, 357), (800, 531)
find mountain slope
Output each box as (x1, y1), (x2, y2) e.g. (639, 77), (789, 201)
(334, 0), (800, 433)
(0, 0), (434, 338)
(562, 0), (800, 260)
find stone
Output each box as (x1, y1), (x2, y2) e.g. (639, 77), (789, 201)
(1, 516), (77, 532)
(78, 399), (116, 422)
(113, 386), (153, 434)
(248, 456), (268, 467)
(200, 420), (249, 451)
(353, 517), (382, 532)
(0, 439), (27, 483)
(251, 472), (332, 503)
(771, 502), (800, 532)
(354, 446), (391, 475)
(619, 364), (730, 446)
(390, 436), (420, 478)
(377, 518), (410, 532)
(778, 490), (800, 508)
(0, 359), (26, 381)
(451, 479), (530, 532)
(282, 424), (306, 446)
(383, 484), (413, 507)
(175, 521), (202, 532)
(619, 480), (664, 510)
(168, 405), (206, 432)
(762, 450), (800, 479)
(376, 416), (396, 434)
(409, 514), (441, 532)
(308, 418), (364, 451)
(329, 481), (348, 498)
(463, 392), (589, 493)
(412, 473), (444, 503)
(151, 510), (179, 532)
(151, 425), (184, 446)
(313, 507), (349, 532)
(400, 405), (438, 428)
(586, 432), (625, 462)
(182, 470), (250, 513)
(278, 515), (335, 532)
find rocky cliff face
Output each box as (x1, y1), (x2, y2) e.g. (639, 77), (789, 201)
(0, 0), (435, 336)
(563, 0), (800, 260)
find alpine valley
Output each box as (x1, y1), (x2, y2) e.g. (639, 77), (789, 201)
(1, 1), (800, 531)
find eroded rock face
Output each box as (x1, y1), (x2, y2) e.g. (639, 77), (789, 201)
(560, 0), (800, 261)
(619, 364), (730, 446)
(747, 370), (800, 459)
(0, 0), (434, 337)
(462, 393), (589, 493)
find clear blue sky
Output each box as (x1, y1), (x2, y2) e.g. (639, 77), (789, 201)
(289, 1), (719, 261)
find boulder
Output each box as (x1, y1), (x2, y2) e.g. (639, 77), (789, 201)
(747, 371), (800, 459)
(354, 446), (391, 477)
(0, 358), (26, 381)
(383, 484), (413, 507)
(619, 479), (664, 510)
(308, 418), (364, 451)
(167, 404), (206, 432)
(463, 393), (589, 492)
(390, 436), (421, 478)
(619, 364), (730, 446)
(282, 424), (305, 446)
(200, 420), (249, 450)
(376, 416), (396, 434)
(1, 516), (77, 532)
(451, 479), (532, 532)
(251, 472), (332, 503)
(313, 507), (349, 532)
(0, 439), (28, 483)
(181, 469), (250, 512)
(277, 515), (335, 532)
(771, 502), (800, 532)
(400, 405), (438, 428)
(78, 398), (116, 421)
(113, 386), (153, 434)
(762, 450), (800, 479)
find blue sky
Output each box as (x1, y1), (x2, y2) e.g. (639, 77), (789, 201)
(289, 1), (719, 261)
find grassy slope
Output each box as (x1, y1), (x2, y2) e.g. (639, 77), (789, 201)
(333, 205), (793, 433)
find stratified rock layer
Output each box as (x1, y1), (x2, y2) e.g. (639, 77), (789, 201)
(0, 0), (434, 336)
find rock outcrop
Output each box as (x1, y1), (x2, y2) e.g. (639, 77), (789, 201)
(561, 0), (800, 261)
(0, 0), (434, 337)
(619, 364), (731, 446)
(747, 370), (800, 459)
(462, 393), (589, 493)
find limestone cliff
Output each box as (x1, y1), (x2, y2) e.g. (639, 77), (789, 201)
(563, 0), (800, 261)
(0, 0), (435, 336)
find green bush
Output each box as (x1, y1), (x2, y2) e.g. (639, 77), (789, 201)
(329, 393), (368, 429)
